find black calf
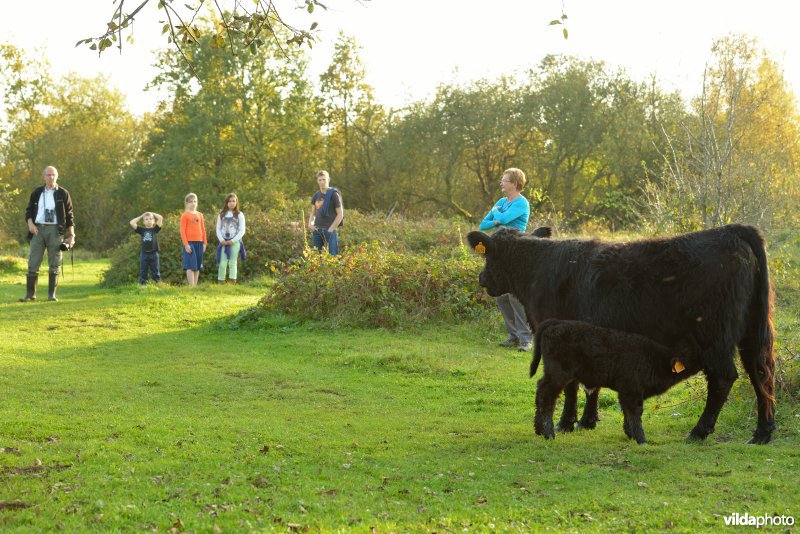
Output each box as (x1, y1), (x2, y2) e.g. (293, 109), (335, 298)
(531, 319), (700, 444)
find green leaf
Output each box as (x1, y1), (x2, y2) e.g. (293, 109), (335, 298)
(89, 43), (98, 50)
(561, 14), (568, 20)
(162, 23), (170, 34)
(563, 28), (569, 39)
(310, 22), (318, 30)
(549, 19), (561, 26)
(307, 2), (314, 13)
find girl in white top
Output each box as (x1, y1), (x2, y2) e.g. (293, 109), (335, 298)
(216, 193), (246, 283)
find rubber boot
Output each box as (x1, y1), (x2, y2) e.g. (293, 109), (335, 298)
(19, 274), (38, 302)
(48, 273), (59, 302)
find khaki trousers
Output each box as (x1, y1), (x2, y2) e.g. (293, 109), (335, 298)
(28, 224), (62, 275)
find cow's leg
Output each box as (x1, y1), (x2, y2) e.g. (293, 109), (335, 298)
(578, 387), (600, 430)
(688, 363), (737, 441)
(556, 380), (579, 432)
(739, 337), (776, 444)
(535, 377), (561, 440)
(619, 393), (646, 444)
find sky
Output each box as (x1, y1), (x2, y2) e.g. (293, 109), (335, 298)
(1, 0), (798, 116)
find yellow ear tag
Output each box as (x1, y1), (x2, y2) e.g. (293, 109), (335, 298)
(672, 360), (685, 373)
(474, 242), (486, 254)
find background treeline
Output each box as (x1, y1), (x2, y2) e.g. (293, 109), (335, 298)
(1, 27), (799, 252)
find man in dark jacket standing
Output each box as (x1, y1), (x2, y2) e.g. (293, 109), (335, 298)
(19, 166), (75, 302)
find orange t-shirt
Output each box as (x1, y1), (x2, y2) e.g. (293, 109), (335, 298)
(180, 211), (207, 245)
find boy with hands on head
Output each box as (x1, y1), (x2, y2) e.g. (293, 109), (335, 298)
(129, 212), (163, 285)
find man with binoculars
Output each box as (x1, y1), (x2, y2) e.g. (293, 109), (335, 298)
(19, 166), (75, 302)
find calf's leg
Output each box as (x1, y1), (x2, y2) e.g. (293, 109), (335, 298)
(578, 387), (600, 430)
(534, 377), (562, 440)
(556, 380), (579, 432)
(619, 393), (646, 444)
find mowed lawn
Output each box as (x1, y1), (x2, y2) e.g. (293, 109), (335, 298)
(1, 258), (798, 532)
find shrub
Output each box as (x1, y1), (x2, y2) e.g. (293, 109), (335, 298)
(338, 212), (467, 254)
(0, 254), (25, 276)
(100, 203), (309, 286)
(100, 205), (476, 286)
(258, 243), (494, 327)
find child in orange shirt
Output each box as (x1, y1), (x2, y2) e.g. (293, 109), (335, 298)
(180, 192), (207, 286)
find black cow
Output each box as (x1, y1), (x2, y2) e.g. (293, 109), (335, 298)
(530, 319), (702, 444)
(467, 224), (775, 444)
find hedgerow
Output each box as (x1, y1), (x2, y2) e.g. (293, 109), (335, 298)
(339, 211), (467, 253)
(100, 205), (470, 286)
(100, 203), (309, 286)
(258, 243), (494, 327)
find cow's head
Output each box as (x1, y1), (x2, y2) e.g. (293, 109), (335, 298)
(467, 227), (551, 297)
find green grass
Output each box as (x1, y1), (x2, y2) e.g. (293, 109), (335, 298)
(1, 257), (798, 532)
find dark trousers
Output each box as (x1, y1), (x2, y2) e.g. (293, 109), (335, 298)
(312, 228), (339, 256)
(139, 252), (161, 284)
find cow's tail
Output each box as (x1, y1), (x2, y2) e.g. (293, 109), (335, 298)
(530, 319), (557, 378)
(730, 225), (775, 416)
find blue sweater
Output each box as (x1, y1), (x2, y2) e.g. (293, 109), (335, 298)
(479, 195), (530, 232)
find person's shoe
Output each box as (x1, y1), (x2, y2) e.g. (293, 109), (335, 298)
(47, 273), (59, 301)
(518, 342), (533, 352)
(228, 279), (237, 285)
(499, 338), (518, 348)
(19, 274), (38, 302)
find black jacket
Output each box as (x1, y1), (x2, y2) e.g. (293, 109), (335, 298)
(25, 185), (74, 236)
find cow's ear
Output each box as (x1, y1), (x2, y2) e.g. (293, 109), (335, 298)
(467, 231), (493, 255)
(531, 226), (552, 238)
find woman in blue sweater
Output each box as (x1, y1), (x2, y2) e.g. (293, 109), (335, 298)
(478, 168), (533, 351)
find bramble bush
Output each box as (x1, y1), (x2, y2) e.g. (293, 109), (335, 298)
(257, 242), (494, 327)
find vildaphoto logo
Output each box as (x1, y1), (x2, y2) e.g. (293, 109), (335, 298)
(723, 513), (795, 528)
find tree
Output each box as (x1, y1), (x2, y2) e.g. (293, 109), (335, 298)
(0, 44), (50, 190)
(0, 44), (49, 237)
(38, 76), (142, 249)
(651, 34), (800, 230)
(80, 0), (338, 59)
(380, 76), (539, 220)
(119, 17), (320, 216)
(528, 56), (617, 217)
(518, 56), (690, 229)
(319, 33), (386, 210)
(1, 45), (141, 249)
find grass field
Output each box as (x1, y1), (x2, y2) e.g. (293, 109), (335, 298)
(1, 257), (798, 532)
